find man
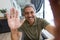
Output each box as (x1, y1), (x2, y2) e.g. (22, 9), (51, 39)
(6, 4), (55, 40)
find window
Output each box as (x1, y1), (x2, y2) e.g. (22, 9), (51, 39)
(36, 0), (55, 26)
(45, 0), (55, 26)
(36, 0), (55, 39)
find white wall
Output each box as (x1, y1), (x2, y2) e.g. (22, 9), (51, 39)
(45, 0), (54, 26)
(0, 0), (13, 9)
(0, 0), (31, 17)
(0, 0), (13, 17)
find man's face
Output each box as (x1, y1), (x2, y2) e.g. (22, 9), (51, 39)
(24, 7), (35, 22)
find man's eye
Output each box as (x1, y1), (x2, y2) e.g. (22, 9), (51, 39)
(25, 12), (28, 14)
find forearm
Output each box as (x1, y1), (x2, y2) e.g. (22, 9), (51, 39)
(49, 0), (60, 26)
(45, 25), (56, 36)
(11, 29), (19, 40)
(49, 0), (60, 15)
(49, 0), (60, 40)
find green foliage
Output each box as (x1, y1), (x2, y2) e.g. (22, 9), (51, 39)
(0, 9), (7, 13)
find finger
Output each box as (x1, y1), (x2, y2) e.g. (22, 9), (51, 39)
(14, 9), (17, 18)
(10, 8), (15, 18)
(15, 10), (19, 18)
(6, 12), (10, 19)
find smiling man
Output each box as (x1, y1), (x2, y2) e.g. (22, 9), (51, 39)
(6, 3), (55, 40)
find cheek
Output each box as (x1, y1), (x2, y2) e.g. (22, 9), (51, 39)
(24, 15), (28, 19)
(32, 14), (35, 17)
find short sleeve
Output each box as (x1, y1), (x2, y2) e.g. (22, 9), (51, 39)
(40, 18), (50, 29)
(18, 26), (25, 40)
(18, 22), (25, 32)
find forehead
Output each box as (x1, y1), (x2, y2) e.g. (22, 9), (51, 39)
(24, 7), (35, 12)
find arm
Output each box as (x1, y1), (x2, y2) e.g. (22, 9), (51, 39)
(45, 25), (56, 36)
(6, 8), (24, 40)
(11, 29), (19, 40)
(49, 0), (60, 40)
(11, 29), (22, 40)
(49, 0), (60, 26)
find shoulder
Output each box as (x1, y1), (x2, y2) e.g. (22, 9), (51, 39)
(36, 17), (49, 26)
(36, 17), (46, 22)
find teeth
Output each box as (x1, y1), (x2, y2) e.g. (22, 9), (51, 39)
(29, 18), (32, 19)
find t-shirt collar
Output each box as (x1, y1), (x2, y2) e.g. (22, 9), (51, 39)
(26, 17), (37, 26)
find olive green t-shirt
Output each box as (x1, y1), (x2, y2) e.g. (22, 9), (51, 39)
(18, 17), (49, 40)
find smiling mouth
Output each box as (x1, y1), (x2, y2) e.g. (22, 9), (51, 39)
(28, 17), (34, 19)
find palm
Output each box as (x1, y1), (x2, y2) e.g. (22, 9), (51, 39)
(8, 18), (21, 29)
(6, 8), (24, 29)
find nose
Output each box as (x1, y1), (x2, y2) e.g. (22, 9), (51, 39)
(28, 13), (32, 17)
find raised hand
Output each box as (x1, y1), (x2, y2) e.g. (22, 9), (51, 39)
(6, 8), (24, 30)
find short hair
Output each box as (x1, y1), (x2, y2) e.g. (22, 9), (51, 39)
(23, 3), (36, 13)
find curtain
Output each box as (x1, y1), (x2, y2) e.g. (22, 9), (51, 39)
(31, 0), (44, 13)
